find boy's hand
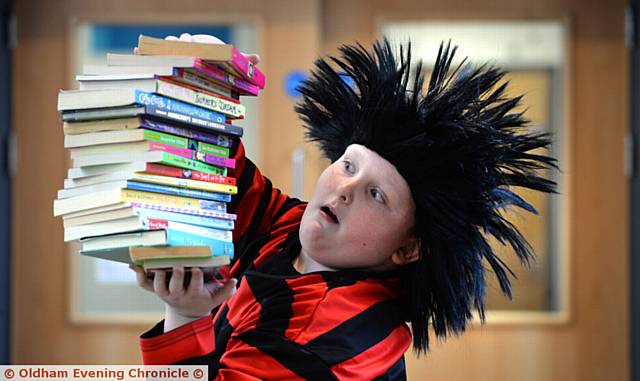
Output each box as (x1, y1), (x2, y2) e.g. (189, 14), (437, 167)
(130, 264), (237, 332)
(133, 32), (261, 65)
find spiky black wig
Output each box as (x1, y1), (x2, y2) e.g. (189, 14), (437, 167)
(295, 39), (557, 354)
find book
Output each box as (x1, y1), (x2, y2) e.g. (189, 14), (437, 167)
(64, 165), (235, 190)
(76, 66), (240, 100)
(81, 230), (167, 252)
(77, 78), (245, 119)
(135, 35), (265, 89)
(143, 254), (229, 271)
(79, 244), (228, 267)
(64, 117), (238, 147)
(64, 171), (236, 194)
(61, 104), (243, 138)
(69, 140), (236, 170)
(67, 128), (231, 159)
(64, 215), (233, 242)
(142, 163), (236, 186)
(103, 55), (260, 96)
(57, 179), (232, 205)
(53, 188), (239, 217)
(83, 64), (176, 76)
(72, 150), (228, 177)
(63, 205), (235, 231)
(58, 89), (226, 124)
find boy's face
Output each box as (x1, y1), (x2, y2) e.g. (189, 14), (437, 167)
(299, 144), (418, 272)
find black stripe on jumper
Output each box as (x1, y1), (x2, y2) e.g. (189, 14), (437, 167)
(303, 300), (403, 366)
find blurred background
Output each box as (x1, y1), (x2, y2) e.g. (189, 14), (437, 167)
(0, 0), (635, 380)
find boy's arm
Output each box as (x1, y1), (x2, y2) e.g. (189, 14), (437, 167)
(226, 139), (305, 274)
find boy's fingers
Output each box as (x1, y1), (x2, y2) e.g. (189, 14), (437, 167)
(129, 264), (154, 292)
(165, 35), (180, 41)
(152, 270), (169, 297)
(187, 267), (204, 294)
(191, 34), (225, 44)
(207, 278), (237, 306)
(244, 53), (260, 66)
(168, 266), (186, 295)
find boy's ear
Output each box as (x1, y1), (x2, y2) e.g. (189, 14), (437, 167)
(391, 237), (420, 266)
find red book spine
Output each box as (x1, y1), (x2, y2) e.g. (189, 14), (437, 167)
(144, 163), (237, 186)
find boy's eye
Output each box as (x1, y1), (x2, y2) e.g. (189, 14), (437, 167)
(370, 188), (385, 203)
(343, 160), (355, 173)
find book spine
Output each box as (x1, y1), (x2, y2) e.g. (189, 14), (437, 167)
(125, 180), (230, 206)
(174, 69), (235, 98)
(229, 46), (266, 89)
(148, 142), (235, 169)
(201, 153), (235, 169)
(135, 207), (234, 230)
(155, 80), (245, 119)
(165, 228), (235, 258)
(144, 106), (243, 137)
(128, 202), (236, 220)
(134, 90), (225, 124)
(192, 61), (259, 96)
(143, 163), (236, 187)
(194, 141), (229, 158)
(121, 188), (229, 214)
(132, 172), (237, 195)
(139, 118), (234, 147)
(143, 129), (188, 148)
(144, 163), (236, 186)
(159, 151), (227, 177)
(142, 218), (232, 241)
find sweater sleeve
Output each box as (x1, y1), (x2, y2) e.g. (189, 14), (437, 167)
(226, 140), (305, 276)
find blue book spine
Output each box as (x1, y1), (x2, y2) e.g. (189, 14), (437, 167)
(165, 229), (234, 258)
(125, 181), (231, 205)
(136, 208), (234, 231)
(134, 90), (225, 124)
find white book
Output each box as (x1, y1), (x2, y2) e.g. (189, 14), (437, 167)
(57, 180), (131, 199)
(64, 216), (145, 241)
(64, 129), (147, 148)
(65, 215), (233, 242)
(64, 170), (141, 189)
(57, 88), (138, 111)
(83, 64), (175, 76)
(72, 151), (165, 168)
(69, 141), (155, 159)
(67, 162), (149, 179)
(80, 230), (167, 254)
(78, 78), (160, 92)
(107, 53), (198, 67)
(63, 206), (138, 228)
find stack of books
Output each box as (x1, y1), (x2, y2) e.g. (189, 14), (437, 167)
(53, 35), (265, 275)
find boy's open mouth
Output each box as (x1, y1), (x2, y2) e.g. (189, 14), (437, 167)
(321, 206), (339, 224)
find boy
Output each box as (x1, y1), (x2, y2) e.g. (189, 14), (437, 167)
(131, 35), (556, 380)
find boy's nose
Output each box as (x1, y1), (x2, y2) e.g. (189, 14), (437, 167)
(337, 180), (355, 204)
